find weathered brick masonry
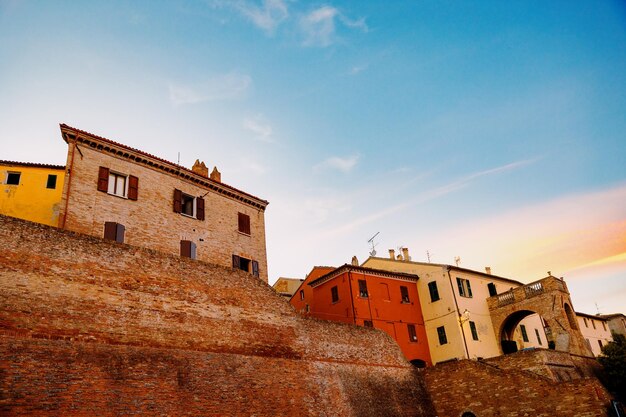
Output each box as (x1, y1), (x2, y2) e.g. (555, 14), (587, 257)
(59, 124), (269, 282)
(0, 215), (435, 416)
(423, 357), (612, 417)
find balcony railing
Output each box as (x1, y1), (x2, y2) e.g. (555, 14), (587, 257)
(497, 291), (515, 307)
(524, 281), (544, 298)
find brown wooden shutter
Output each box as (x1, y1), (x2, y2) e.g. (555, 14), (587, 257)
(180, 240), (191, 258)
(128, 175), (138, 200)
(232, 254), (240, 270)
(104, 222), (116, 240)
(196, 197), (205, 220)
(238, 213), (251, 234)
(97, 167), (109, 192)
(252, 260), (259, 277)
(116, 224), (125, 243)
(173, 189), (182, 213)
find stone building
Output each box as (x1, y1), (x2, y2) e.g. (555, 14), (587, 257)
(58, 124), (269, 282)
(0, 160), (65, 226)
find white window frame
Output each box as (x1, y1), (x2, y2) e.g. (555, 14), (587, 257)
(5, 171), (21, 185)
(181, 193), (197, 218)
(107, 171), (128, 198)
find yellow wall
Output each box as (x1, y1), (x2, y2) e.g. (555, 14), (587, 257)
(1, 163), (65, 226)
(362, 257), (549, 364)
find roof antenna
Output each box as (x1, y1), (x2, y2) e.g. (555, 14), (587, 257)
(367, 232), (380, 257)
(595, 302), (601, 315)
(426, 250), (432, 263)
(454, 256), (461, 267)
(177, 152), (180, 166)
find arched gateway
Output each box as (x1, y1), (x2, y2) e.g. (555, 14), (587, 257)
(486, 275), (593, 357)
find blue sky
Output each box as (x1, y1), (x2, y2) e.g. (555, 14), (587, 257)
(1, 0), (625, 314)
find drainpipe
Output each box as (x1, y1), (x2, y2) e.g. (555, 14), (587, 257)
(60, 140), (77, 229)
(446, 266), (470, 360)
(347, 269), (357, 325)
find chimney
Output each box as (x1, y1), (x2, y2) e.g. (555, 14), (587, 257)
(402, 247), (410, 262)
(210, 166), (221, 183)
(485, 267), (492, 275)
(389, 249), (395, 260)
(192, 160), (209, 178)
(351, 256), (359, 266)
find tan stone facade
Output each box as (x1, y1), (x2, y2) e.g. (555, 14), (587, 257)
(58, 124), (269, 282)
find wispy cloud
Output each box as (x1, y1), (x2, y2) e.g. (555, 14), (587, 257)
(348, 64), (368, 75)
(316, 158), (539, 238)
(314, 154), (360, 173)
(233, 0), (289, 34)
(168, 72), (251, 106)
(300, 6), (367, 47)
(243, 114), (274, 142)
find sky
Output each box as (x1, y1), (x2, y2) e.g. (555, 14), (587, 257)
(1, 0), (625, 315)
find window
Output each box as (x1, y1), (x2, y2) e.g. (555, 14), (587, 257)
(97, 167), (138, 200)
(428, 281), (440, 302)
(238, 212), (251, 235)
(583, 317), (588, 327)
(305, 304), (310, 313)
(300, 290), (304, 301)
(103, 222), (125, 243)
(437, 326), (447, 345)
(469, 321), (479, 341)
(456, 278), (473, 298)
(592, 320), (596, 329)
(598, 340), (603, 349)
(535, 328), (542, 345)
(6, 172), (20, 185)
(173, 189), (204, 220)
(364, 320), (373, 328)
(408, 324), (418, 342)
(331, 286), (339, 303)
(602, 321), (606, 331)
(180, 240), (197, 259)
(400, 286), (410, 303)
(358, 280), (368, 298)
(487, 282), (497, 297)
(232, 255), (259, 277)
(520, 324), (529, 342)
(46, 174), (57, 189)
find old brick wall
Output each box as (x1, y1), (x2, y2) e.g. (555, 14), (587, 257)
(423, 358), (612, 417)
(59, 131), (269, 281)
(0, 215), (435, 416)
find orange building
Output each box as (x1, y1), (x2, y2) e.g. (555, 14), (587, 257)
(291, 264), (432, 366)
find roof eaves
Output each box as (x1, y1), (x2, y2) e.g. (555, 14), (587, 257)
(59, 123), (269, 210)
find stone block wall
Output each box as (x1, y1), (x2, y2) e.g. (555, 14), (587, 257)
(0, 215), (435, 416)
(423, 358), (612, 417)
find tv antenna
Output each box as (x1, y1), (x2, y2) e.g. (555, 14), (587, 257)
(367, 232), (380, 257)
(426, 250), (432, 263)
(454, 256), (461, 267)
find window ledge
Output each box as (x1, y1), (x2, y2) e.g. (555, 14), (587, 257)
(238, 231), (251, 237)
(107, 192), (128, 199)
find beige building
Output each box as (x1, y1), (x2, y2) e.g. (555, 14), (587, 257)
(600, 313), (626, 337)
(576, 312), (613, 356)
(272, 277), (304, 298)
(58, 124), (269, 282)
(362, 249), (547, 364)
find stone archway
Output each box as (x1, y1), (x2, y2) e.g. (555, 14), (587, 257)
(499, 309), (539, 354)
(487, 276), (592, 357)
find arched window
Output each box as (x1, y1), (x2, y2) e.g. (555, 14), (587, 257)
(461, 412), (477, 417)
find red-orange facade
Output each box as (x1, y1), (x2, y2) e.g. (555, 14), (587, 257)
(291, 265), (432, 366)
